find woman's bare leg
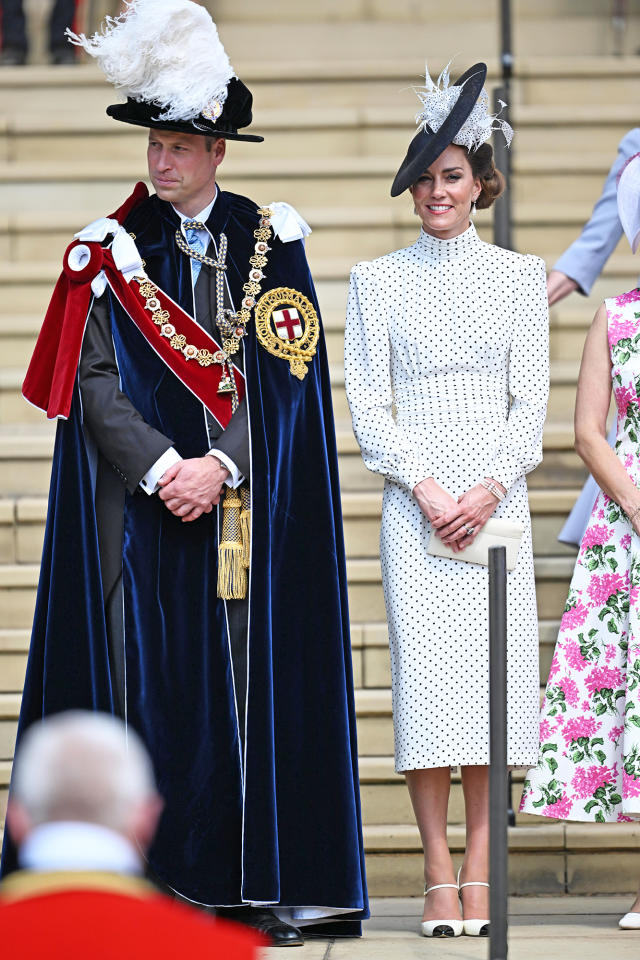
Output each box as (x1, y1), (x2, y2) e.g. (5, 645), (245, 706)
(405, 767), (459, 922)
(459, 764), (490, 920)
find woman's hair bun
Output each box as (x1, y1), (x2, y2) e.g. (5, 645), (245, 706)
(467, 143), (505, 209)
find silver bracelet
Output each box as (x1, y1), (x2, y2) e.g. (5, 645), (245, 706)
(481, 478), (506, 501)
(629, 504), (640, 523)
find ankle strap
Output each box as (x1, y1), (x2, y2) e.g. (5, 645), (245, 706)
(424, 882), (458, 895)
(459, 881), (490, 889)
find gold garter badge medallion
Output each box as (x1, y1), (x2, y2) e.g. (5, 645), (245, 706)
(254, 287), (319, 380)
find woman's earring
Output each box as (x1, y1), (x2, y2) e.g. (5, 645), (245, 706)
(471, 200), (477, 217)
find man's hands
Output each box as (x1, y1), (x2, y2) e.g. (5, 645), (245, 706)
(547, 269), (578, 306)
(414, 477), (506, 553)
(158, 456), (230, 522)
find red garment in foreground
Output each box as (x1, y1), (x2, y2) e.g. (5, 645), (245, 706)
(0, 871), (264, 959)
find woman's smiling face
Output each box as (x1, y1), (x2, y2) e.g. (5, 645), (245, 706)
(410, 144), (481, 240)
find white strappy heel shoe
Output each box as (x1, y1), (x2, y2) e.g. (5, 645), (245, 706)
(420, 882), (464, 938)
(458, 868), (490, 937)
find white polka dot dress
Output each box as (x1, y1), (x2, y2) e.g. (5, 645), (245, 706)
(344, 223), (549, 771)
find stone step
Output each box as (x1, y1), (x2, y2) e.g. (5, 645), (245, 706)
(0, 202), (629, 272)
(359, 757), (552, 828)
(0, 544), (575, 633)
(0, 153), (632, 214)
(0, 256), (636, 321)
(0, 421), (587, 496)
(347, 554), (575, 627)
(3, 58), (640, 116)
(0, 103), (635, 166)
(0, 353), (583, 425)
(0, 693), (20, 762)
(0, 613), (559, 701)
(0, 758), (9, 825)
(0, 620), (559, 693)
(214, 0), (630, 24)
(0, 630), (29, 694)
(0, 310), (596, 373)
(0, 426), (55, 497)
(0, 485), (582, 568)
(365, 821), (640, 896)
(0, 609), (562, 693)
(327, 360), (581, 423)
(341, 490), (581, 560)
(351, 614), (559, 697)
(0, 807), (635, 897)
(0, 246), (636, 290)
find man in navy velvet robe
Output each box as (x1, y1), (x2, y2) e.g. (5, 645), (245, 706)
(1, 0), (367, 946)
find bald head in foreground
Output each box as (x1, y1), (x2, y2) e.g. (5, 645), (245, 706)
(0, 712), (263, 959)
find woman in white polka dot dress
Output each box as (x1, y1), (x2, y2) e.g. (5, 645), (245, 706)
(344, 63), (549, 938)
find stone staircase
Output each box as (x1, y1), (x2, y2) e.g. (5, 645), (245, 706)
(3, 0), (640, 894)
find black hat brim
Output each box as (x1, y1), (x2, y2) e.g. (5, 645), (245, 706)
(106, 77), (264, 143)
(390, 63), (487, 197)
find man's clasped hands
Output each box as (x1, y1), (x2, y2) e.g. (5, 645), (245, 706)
(158, 456), (230, 523)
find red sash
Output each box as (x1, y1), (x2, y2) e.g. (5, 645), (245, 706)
(23, 185), (243, 428)
(106, 265), (244, 429)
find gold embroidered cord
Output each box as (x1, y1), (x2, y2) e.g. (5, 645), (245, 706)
(240, 483), (251, 569)
(134, 207), (275, 388)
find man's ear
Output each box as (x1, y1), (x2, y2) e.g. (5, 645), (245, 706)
(127, 794), (164, 853)
(5, 799), (33, 847)
(213, 137), (226, 167)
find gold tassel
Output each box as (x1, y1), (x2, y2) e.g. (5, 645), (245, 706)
(217, 486), (247, 600)
(240, 483), (251, 569)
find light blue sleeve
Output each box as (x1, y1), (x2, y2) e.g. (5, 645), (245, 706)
(553, 127), (640, 296)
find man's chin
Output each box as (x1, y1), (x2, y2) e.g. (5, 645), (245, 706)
(152, 182), (180, 200)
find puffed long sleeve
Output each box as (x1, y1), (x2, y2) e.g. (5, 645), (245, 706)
(489, 256), (550, 491)
(344, 265), (429, 490)
(553, 127), (640, 296)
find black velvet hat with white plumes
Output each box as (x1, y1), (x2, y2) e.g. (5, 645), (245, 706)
(67, 0), (264, 143)
(106, 78), (264, 143)
(391, 62), (512, 197)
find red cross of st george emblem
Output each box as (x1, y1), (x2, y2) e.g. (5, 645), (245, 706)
(273, 307), (303, 341)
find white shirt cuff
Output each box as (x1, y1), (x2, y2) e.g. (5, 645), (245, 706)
(208, 449), (243, 488)
(139, 447), (182, 495)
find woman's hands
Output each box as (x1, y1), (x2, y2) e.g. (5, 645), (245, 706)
(430, 480), (506, 552)
(413, 478), (459, 526)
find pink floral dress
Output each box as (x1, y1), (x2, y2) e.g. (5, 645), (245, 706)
(521, 288), (640, 822)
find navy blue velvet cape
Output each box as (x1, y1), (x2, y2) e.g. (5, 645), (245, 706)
(1, 190), (368, 931)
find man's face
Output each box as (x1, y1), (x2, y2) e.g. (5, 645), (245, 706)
(147, 131), (226, 216)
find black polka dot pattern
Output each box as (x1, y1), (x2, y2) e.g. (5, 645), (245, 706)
(344, 223), (549, 771)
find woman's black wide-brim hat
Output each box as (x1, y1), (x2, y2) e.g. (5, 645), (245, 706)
(390, 62), (487, 197)
(107, 77), (264, 143)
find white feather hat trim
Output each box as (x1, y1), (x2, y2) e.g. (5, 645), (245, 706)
(415, 61), (513, 152)
(67, 0), (236, 123)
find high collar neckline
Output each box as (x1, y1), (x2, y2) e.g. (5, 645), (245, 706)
(416, 222), (481, 260)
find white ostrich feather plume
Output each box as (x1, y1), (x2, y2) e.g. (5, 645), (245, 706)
(415, 61), (513, 152)
(67, 0), (236, 122)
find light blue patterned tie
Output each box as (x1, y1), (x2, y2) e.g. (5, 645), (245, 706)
(185, 226), (205, 284)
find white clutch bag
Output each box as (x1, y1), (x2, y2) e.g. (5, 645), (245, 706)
(427, 517), (524, 571)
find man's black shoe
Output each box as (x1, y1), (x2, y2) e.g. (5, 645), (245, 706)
(0, 48), (27, 66)
(216, 907), (304, 947)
